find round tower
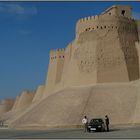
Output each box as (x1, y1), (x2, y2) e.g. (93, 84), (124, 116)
(64, 5), (139, 86)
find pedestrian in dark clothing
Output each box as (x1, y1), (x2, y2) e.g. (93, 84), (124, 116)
(105, 115), (109, 132)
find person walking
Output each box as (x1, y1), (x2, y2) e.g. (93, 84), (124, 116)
(105, 115), (109, 132)
(82, 116), (88, 132)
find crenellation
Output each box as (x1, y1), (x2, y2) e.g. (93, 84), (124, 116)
(80, 18), (83, 22)
(87, 16), (90, 20)
(76, 6), (135, 38)
(76, 17), (136, 37)
(91, 16), (94, 19)
(50, 48), (65, 60)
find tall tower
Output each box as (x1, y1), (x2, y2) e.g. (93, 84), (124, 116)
(45, 49), (65, 88)
(63, 5), (139, 86)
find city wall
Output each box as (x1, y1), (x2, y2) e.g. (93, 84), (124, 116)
(43, 48), (65, 97)
(43, 6), (140, 95)
(32, 85), (45, 103)
(2, 5), (140, 129)
(12, 90), (35, 111)
(136, 20), (140, 41)
(0, 99), (14, 117)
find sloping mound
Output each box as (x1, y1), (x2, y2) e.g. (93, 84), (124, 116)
(0, 99), (14, 118)
(1, 91), (35, 124)
(1, 109), (25, 125)
(13, 91), (35, 111)
(11, 96), (20, 111)
(32, 85), (45, 103)
(9, 81), (140, 129)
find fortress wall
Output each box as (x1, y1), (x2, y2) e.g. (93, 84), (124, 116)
(13, 91), (35, 111)
(5, 5), (140, 129)
(76, 5), (133, 38)
(43, 49), (65, 98)
(61, 40), (97, 87)
(55, 49), (65, 84)
(45, 50), (58, 92)
(46, 49), (65, 86)
(53, 43), (78, 92)
(43, 8), (138, 89)
(76, 17), (140, 84)
(11, 96), (20, 111)
(43, 43), (73, 98)
(32, 85), (45, 103)
(9, 81), (140, 129)
(76, 15), (107, 38)
(136, 20), (140, 41)
(61, 43), (73, 87)
(0, 99), (14, 117)
(115, 6), (132, 18)
(64, 18), (132, 86)
(102, 6), (117, 16)
(1, 91), (37, 124)
(118, 19), (139, 81)
(135, 42), (140, 76)
(97, 18), (139, 82)
(76, 14), (133, 38)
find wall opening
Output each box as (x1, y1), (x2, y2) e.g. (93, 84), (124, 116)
(121, 10), (125, 16)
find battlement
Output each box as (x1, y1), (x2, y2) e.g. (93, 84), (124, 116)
(77, 14), (133, 24)
(50, 48), (65, 60)
(77, 15), (99, 23)
(76, 16), (135, 37)
(76, 5), (132, 23)
(50, 48), (65, 52)
(76, 5), (133, 37)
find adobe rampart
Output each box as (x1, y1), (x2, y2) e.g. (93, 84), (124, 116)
(0, 99), (14, 117)
(43, 5), (140, 91)
(1, 5), (140, 129)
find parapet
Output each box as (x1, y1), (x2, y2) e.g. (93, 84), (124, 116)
(136, 20), (140, 41)
(76, 15), (99, 26)
(76, 5), (133, 37)
(50, 48), (65, 60)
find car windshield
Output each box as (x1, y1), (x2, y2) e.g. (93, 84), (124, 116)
(90, 119), (103, 123)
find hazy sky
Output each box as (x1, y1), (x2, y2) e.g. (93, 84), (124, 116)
(0, 1), (140, 100)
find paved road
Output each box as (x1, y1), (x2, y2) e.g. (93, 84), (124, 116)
(0, 126), (140, 139)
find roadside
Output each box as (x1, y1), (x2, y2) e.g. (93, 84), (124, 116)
(0, 125), (140, 138)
